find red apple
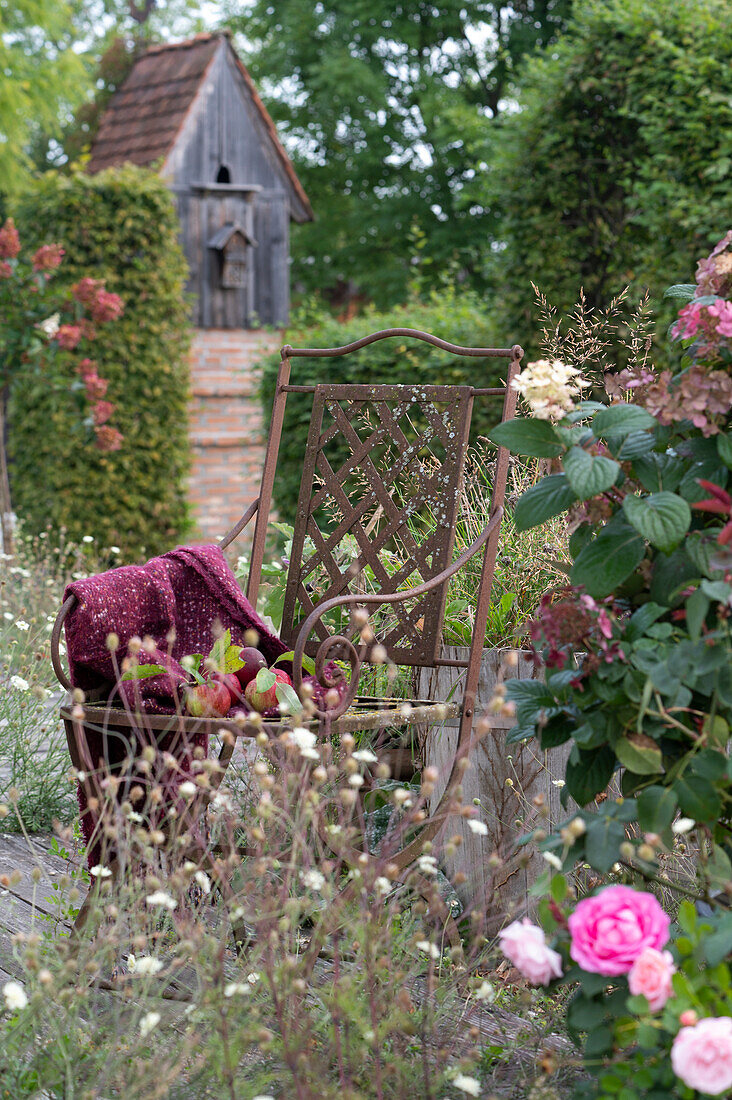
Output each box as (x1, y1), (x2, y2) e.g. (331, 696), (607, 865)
(234, 647), (268, 688)
(245, 667), (293, 713)
(215, 672), (247, 708)
(186, 680), (231, 718)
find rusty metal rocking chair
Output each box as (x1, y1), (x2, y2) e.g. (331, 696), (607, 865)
(51, 327), (521, 928)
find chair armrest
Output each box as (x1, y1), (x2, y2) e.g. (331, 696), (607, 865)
(219, 497), (260, 550)
(291, 506), (504, 720)
(51, 594), (78, 691)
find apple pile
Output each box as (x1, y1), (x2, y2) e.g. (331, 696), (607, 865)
(183, 636), (300, 718)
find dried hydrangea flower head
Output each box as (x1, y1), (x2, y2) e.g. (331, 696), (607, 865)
(511, 358), (589, 420)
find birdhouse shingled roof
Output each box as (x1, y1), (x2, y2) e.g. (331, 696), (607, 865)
(87, 33), (312, 220)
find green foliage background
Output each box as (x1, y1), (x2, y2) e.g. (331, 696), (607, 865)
(482, 0), (732, 357)
(259, 291), (510, 521)
(9, 166), (192, 559)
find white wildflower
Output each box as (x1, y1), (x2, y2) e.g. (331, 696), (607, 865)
(474, 979), (496, 1002)
(551, 779), (565, 788)
(139, 1011), (161, 1037)
(374, 876), (392, 897)
(110, 545), (120, 554)
(3, 612), (12, 620)
(224, 982), (251, 997)
(348, 773), (364, 788)
(290, 727), (317, 752)
(416, 940), (440, 960)
(453, 1073), (481, 1096)
(14, 620), (29, 631)
(3, 981), (28, 1011)
(194, 871), (211, 895)
(393, 788), (412, 807)
(89, 864), (112, 879)
(511, 359), (589, 421)
(145, 891), (177, 910)
(10, 676), (29, 692)
(247, 971), (260, 985)
(352, 749), (378, 763)
(82, 535), (94, 544)
(542, 851), (563, 871)
(36, 313), (60, 338)
(672, 817), (696, 835)
(132, 956), (163, 976)
(211, 790), (233, 812)
(467, 819), (489, 836)
(417, 854), (438, 875)
(179, 781), (197, 798)
(300, 869), (326, 892)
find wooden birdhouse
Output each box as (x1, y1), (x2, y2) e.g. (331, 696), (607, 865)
(87, 33), (312, 329)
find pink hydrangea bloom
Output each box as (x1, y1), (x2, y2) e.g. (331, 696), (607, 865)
(568, 885), (670, 976)
(56, 324), (83, 350)
(627, 947), (676, 1011)
(671, 1017), (732, 1096)
(498, 919), (563, 986)
(707, 298), (732, 338)
(0, 218), (20, 260)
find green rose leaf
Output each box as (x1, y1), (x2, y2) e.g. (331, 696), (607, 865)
(704, 914), (732, 967)
(584, 816), (627, 873)
(513, 474), (577, 531)
(592, 405), (657, 437)
(614, 733), (663, 776)
(622, 492), (691, 553)
(565, 745), (616, 805)
(636, 785), (678, 836)
(673, 774), (722, 823)
(563, 447), (620, 500)
(570, 523), (646, 598)
(487, 417), (565, 458)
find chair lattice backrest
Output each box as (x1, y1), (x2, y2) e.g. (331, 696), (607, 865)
(238, 330), (522, 673)
(281, 383), (474, 665)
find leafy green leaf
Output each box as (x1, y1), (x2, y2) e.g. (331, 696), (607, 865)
(563, 447), (620, 499)
(704, 913), (732, 967)
(275, 681), (303, 715)
(513, 474), (577, 531)
(565, 746), (616, 805)
(637, 785), (678, 835)
(614, 734), (663, 776)
(273, 650), (316, 676)
(571, 523), (646, 598)
(632, 453), (683, 493)
(224, 645), (246, 673)
(208, 629), (232, 673)
(256, 668), (276, 692)
(663, 283), (696, 301)
(584, 816), (627, 872)
(685, 588), (710, 641)
(487, 417), (565, 457)
(718, 433), (732, 471)
(592, 405), (657, 437)
(673, 774), (722, 823)
(623, 492), (691, 552)
(120, 663), (167, 681)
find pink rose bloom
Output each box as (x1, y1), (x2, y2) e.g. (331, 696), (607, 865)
(627, 947), (676, 1011)
(498, 919), (563, 986)
(672, 1017), (732, 1096)
(568, 885), (670, 976)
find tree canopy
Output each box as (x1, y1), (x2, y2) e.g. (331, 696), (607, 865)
(480, 0), (732, 351)
(227, 0), (572, 307)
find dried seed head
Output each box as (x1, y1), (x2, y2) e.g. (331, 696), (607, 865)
(105, 632), (119, 652)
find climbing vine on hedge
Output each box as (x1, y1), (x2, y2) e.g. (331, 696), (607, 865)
(9, 166), (192, 560)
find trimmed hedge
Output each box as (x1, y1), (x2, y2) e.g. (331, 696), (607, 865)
(259, 290), (511, 522)
(9, 166), (192, 559)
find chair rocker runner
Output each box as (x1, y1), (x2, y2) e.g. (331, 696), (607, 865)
(51, 327), (522, 930)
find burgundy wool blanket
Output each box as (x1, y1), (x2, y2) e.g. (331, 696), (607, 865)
(63, 543), (287, 863)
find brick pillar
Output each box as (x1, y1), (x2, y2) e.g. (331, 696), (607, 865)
(188, 329), (281, 544)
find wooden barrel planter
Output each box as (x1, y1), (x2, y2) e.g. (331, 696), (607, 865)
(418, 647), (572, 930)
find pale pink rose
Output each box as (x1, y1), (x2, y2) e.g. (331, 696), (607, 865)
(671, 1017), (732, 1096)
(568, 885), (670, 976)
(680, 1010), (698, 1027)
(498, 918), (563, 986)
(627, 947), (676, 1011)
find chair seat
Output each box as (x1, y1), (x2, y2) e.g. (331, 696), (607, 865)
(60, 694), (459, 741)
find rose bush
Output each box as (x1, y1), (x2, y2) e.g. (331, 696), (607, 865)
(498, 885), (732, 1098)
(0, 217), (124, 550)
(489, 233), (732, 895)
